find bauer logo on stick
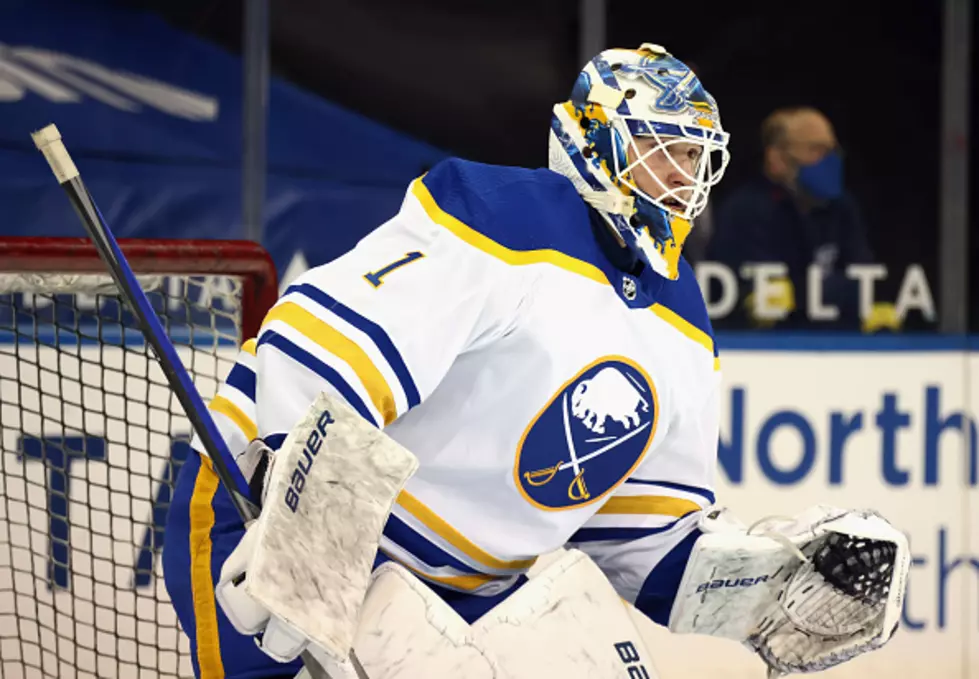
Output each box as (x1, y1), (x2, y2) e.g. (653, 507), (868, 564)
(515, 356), (658, 510)
(284, 409), (335, 513)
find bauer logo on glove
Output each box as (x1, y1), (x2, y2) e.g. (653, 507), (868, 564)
(695, 574), (773, 593)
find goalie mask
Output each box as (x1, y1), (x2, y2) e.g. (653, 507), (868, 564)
(549, 44), (731, 280)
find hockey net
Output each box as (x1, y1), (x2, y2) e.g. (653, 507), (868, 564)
(0, 238), (278, 679)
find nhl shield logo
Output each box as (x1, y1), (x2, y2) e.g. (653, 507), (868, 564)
(514, 356), (659, 510)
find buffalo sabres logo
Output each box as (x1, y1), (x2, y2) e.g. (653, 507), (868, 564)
(616, 56), (714, 117)
(515, 357), (658, 510)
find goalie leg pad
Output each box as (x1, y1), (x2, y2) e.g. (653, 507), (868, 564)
(350, 550), (660, 679)
(472, 550), (660, 679)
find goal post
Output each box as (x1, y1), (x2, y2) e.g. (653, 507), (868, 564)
(0, 237), (278, 340)
(0, 237), (279, 679)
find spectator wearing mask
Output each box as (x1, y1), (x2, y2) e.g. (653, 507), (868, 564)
(706, 106), (898, 331)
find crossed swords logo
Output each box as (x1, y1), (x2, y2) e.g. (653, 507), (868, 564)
(523, 390), (652, 502)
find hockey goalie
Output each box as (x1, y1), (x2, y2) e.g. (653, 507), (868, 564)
(162, 43), (909, 679)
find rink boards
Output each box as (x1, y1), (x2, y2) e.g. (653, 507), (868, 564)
(0, 343), (232, 679)
(642, 338), (979, 679)
(1, 338), (977, 679)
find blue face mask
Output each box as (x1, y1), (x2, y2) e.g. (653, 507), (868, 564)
(796, 150), (843, 201)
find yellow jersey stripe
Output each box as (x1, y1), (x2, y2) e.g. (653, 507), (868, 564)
(714, 356), (721, 371)
(208, 395), (257, 442)
(379, 548), (499, 592)
(263, 302), (398, 426)
(189, 456), (224, 679)
(411, 179), (609, 287)
(649, 303), (714, 355)
(396, 490), (537, 571)
(413, 178), (716, 360)
(598, 495), (701, 517)
(241, 338), (257, 356)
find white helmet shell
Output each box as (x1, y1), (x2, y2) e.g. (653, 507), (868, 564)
(549, 44), (731, 280)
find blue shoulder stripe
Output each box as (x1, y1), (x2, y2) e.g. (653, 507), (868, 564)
(257, 330), (378, 426)
(225, 363), (256, 402)
(654, 257), (715, 350)
(419, 159), (603, 267)
(285, 283), (421, 409)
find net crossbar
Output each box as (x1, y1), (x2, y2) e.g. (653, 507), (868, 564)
(0, 237), (277, 679)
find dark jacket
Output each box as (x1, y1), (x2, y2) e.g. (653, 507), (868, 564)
(706, 177), (874, 330)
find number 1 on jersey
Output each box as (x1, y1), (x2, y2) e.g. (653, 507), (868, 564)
(364, 251), (425, 288)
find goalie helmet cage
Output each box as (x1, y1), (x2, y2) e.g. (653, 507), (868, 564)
(0, 237), (279, 679)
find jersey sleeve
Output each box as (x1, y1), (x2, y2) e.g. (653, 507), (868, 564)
(165, 169), (526, 679)
(189, 339), (259, 458)
(567, 371), (721, 626)
(254, 174), (525, 444)
(168, 338), (303, 679)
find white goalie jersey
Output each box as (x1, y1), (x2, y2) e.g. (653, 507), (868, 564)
(204, 157), (721, 624)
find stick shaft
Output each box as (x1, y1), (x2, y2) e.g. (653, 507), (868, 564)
(65, 177), (258, 520)
(33, 123), (260, 521)
(32, 124), (341, 677)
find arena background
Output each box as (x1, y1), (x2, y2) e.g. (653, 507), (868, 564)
(0, 0), (975, 677)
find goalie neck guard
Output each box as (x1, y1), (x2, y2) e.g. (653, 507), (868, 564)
(549, 44), (731, 280)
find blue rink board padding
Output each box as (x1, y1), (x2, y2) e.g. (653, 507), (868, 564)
(714, 333), (979, 352)
(2, 328), (977, 351)
(0, 324), (240, 347)
(0, 286), (242, 346)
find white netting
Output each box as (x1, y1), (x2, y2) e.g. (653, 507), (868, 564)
(0, 274), (165, 296)
(0, 273), (245, 679)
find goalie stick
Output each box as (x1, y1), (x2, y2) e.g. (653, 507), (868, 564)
(30, 123), (344, 679)
(30, 124), (257, 521)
